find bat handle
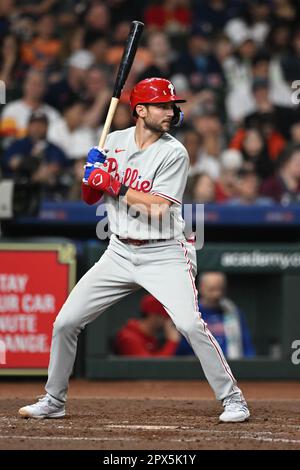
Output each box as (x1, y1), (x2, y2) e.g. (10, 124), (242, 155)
(98, 97), (119, 148)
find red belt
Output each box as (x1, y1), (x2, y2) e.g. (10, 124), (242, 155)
(116, 235), (167, 246)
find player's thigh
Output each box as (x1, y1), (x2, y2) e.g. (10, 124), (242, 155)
(56, 249), (137, 327)
(138, 241), (199, 324)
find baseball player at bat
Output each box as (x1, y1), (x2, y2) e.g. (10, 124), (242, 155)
(19, 77), (250, 423)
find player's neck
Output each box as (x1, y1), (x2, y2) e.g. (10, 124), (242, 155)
(134, 122), (163, 150)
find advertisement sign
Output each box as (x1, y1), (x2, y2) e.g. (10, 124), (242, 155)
(0, 243), (76, 374)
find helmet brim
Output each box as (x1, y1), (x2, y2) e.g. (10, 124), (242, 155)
(144, 95), (186, 104)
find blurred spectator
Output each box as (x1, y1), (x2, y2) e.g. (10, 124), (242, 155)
(20, 13), (61, 73)
(192, 0), (229, 37)
(144, 0), (191, 36)
(0, 0), (17, 38)
(238, 127), (274, 180)
(267, 21), (290, 57)
(227, 167), (272, 206)
(215, 149), (243, 203)
(170, 76), (219, 124)
(225, 0), (270, 47)
(45, 49), (94, 110)
(214, 32), (234, 67)
(137, 31), (177, 81)
(176, 272), (255, 359)
(271, 0), (297, 26)
(0, 33), (23, 101)
(251, 50), (270, 81)
(47, 101), (95, 160)
(242, 76), (286, 159)
(260, 144), (300, 204)
(0, 68), (60, 145)
(105, 21), (152, 87)
(190, 172), (215, 203)
(181, 129), (202, 201)
(59, 26), (85, 63)
(223, 31), (257, 124)
(182, 128), (202, 176)
(67, 156), (85, 201)
(108, 0), (145, 25)
(18, 0), (59, 17)
(173, 26), (224, 92)
(84, 1), (111, 36)
(114, 294), (180, 357)
(2, 110), (68, 199)
(84, 30), (111, 70)
(193, 110), (224, 180)
(111, 102), (134, 132)
(198, 271), (255, 358)
(81, 65), (111, 130)
(268, 21), (300, 113)
(290, 120), (300, 144)
(230, 75), (287, 163)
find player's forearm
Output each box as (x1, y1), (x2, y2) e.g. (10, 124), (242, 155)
(86, 167), (171, 216)
(124, 188), (171, 217)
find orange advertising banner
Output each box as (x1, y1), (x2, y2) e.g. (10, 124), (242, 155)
(0, 244), (76, 373)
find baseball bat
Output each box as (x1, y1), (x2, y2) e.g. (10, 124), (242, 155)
(98, 20), (144, 148)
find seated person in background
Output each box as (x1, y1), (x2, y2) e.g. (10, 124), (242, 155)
(189, 172), (216, 203)
(226, 166), (272, 205)
(215, 149), (243, 203)
(176, 272), (255, 359)
(114, 294), (180, 357)
(260, 144), (300, 204)
(0, 68), (60, 148)
(47, 101), (95, 160)
(2, 110), (68, 199)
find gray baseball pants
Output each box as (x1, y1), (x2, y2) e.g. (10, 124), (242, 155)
(46, 235), (239, 402)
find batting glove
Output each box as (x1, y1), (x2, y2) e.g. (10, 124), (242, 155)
(87, 168), (128, 198)
(87, 146), (106, 166)
(83, 164), (95, 184)
(82, 146), (107, 184)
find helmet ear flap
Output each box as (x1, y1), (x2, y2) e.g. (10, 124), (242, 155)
(172, 104), (184, 127)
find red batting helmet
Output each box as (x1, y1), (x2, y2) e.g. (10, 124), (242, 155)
(130, 77), (186, 114)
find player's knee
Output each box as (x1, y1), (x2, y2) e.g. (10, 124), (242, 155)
(175, 315), (200, 337)
(53, 316), (79, 336)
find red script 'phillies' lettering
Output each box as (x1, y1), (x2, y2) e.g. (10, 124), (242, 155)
(104, 157), (152, 193)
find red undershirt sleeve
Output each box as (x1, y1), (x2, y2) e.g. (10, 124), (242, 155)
(81, 182), (103, 205)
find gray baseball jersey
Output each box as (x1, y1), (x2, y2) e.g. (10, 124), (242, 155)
(102, 127), (189, 240)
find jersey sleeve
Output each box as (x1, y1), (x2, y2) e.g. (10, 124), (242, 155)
(150, 150), (189, 205)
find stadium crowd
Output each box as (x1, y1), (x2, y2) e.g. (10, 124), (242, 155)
(1, 0), (300, 205)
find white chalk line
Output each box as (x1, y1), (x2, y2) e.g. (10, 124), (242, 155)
(0, 423), (290, 435)
(0, 434), (300, 445)
(1, 420), (300, 432)
(0, 435), (135, 442)
(1, 423), (300, 445)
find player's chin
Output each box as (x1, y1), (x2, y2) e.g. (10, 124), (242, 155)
(162, 121), (171, 131)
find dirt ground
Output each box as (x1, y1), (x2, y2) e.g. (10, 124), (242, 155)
(0, 379), (299, 450)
